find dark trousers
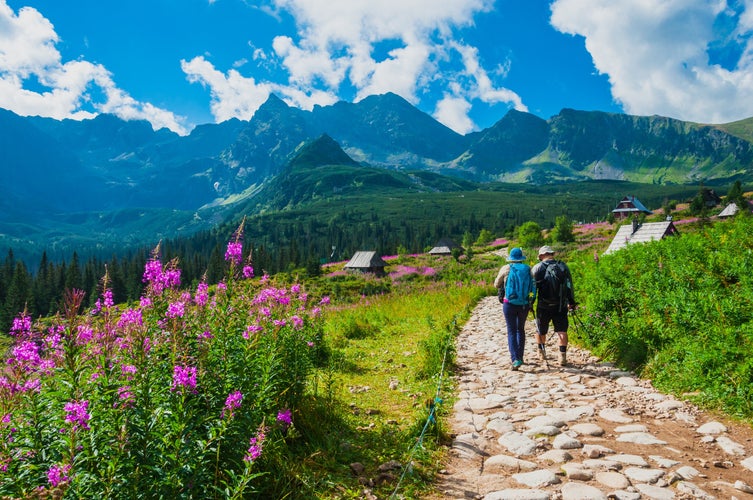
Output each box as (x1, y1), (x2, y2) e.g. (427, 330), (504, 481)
(503, 302), (528, 363)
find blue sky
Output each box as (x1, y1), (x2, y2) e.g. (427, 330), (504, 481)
(2, 0), (753, 136)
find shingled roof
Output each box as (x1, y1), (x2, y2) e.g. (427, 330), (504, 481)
(612, 196), (653, 219)
(343, 251), (387, 274)
(604, 220), (679, 255)
(428, 238), (463, 255)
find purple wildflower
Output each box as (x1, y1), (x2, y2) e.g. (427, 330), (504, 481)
(64, 400), (91, 431)
(290, 315), (304, 329)
(222, 390), (243, 418)
(194, 282), (209, 306)
(10, 315), (32, 337)
(47, 463), (71, 487)
(166, 301), (185, 319)
(225, 241), (243, 265)
(276, 408), (292, 429)
(171, 365), (197, 393)
(242, 265), (254, 278)
(244, 428), (266, 462)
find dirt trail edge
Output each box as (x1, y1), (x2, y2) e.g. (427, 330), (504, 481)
(427, 296), (753, 500)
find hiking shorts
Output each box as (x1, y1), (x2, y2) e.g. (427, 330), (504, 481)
(536, 307), (568, 336)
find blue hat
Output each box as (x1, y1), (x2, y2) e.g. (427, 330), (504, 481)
(507, 247), (526, 262)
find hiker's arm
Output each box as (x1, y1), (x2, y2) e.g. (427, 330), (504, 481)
(493, 265), (509, 289)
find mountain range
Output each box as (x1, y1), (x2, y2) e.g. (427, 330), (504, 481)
(1, 92), (751, 262)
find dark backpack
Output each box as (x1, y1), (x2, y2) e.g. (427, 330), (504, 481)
(536, 260), (569, 310)
(502, 263), (533, 306)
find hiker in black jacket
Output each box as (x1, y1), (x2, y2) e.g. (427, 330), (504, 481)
(531, 246), (576, 366)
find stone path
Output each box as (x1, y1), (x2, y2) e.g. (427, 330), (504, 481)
(428, 296), (753, 499)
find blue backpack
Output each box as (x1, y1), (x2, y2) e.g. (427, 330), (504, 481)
(504, 263), (533, 306)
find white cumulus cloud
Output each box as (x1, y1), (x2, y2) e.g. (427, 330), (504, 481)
(550, 0), (753, 124)
(183, 0), (526, 133)
(0, 1), (188, 134)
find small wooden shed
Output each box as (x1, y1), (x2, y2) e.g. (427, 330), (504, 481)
(428, 238), (463, 256)
(343, 251), (387, 275)
(603, 219), (679, 255)
(611, 196), (653, 220)
(718, 202), (739, 218)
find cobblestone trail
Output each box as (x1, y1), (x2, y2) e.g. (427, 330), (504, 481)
(430, 296), (753, 500)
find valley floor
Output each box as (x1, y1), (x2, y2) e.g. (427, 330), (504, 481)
(426, 296), (753, 499)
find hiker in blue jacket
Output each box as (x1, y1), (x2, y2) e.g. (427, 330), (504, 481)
(493, 247), (536, 371)
(531, 245), (576, 366)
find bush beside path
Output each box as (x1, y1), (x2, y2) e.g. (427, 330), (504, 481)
(428, 296), (753, 499)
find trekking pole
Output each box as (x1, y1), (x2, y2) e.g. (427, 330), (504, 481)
(570, 308), (591, 344)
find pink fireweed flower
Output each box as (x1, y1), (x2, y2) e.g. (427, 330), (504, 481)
(117, 386), (134, 408)
(259, 307), (271, 317)
(277, 408), (292, 429)
(117, 308), (143, 329)
(103, 289), (114, 308)
(290, 315), (304, 329)
(244, 428), (266, 462)
(171, 365), (197, 393)
(273, 319), (286, 327)
(198, 330), (213, 341)
(47, 463), (71, 487)
(44, 326), (64, 349)
(194, 282), (209, 306)
(242, 265), (254, 278)
(10, 341), (41, 369)
(225, 241), (243, 265)
(243, 324), (264, 339)
(139, 296), (152, 308)
(10, 315), (32, 337)
(222, 390), (243, 419)
(320, 296), (330, 305)
(166, 301), (185, 319)
(260, 273), (270, 283)
(290, 284), (301, 294)
(64, 400), (91, 431)
(121, 364), (137, 378)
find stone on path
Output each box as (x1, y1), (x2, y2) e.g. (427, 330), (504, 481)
(553, 433), (583, 450)
(561, 463), (593, 481)
(606, 454), (649, 467)
(598, 408), (633, 423)
(511, 469), (559, 488)
(483, 489), (551, 500)
(696, 421), (727, 435)
(742, 455), (753, 472)
(615, 432), (667, 445)
(594, 471), (630, 489)
(624, 467), (665, 484)
(570, 423), (604, 436)
(614, 424), (647, 433)
(649, 455), (680, 468)
(539, 449), (572, 464)
(560, 482), (608, 500)
(716, 435), (746, 455)
(581, 444), (614, 458)
(498, 431), (538, 456)
(635, 483), (675, 499)
(676, 481), (714, 499)
(483, 454), (537, 473)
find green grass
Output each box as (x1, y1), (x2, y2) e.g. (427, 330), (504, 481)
(284, 253), (491, 498)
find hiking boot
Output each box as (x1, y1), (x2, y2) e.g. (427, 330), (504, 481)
(559, 352), (568, 366)
(538, 348), (546, 363)
(511, 359), (522, 371)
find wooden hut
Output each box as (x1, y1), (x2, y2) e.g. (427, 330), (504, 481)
(428, 238), (463, 256)
(343, 251), (387, 275)
(611, 196), (653, 220)
(603, 219), (678, 255)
